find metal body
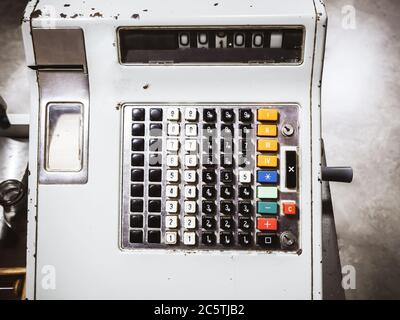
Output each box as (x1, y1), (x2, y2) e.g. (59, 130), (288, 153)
(22, 0), (327, 299)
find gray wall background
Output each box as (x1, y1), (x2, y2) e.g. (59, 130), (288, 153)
(0, 0), (399, 299)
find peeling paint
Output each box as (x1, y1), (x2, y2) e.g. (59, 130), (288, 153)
(64, 4), (70, 7)
(90, 12), (103, 18)
(131, 13), (140, 19)
(143, 9), (148, 12)
(214, 2), (219, 6)
(31, 9), (42, 19)
(71, 14), (79, 19)
(60, 13), (67, 18)
(143, 84), (150, 90)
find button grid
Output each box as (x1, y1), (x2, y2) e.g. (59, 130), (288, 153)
(122, 104), (300, 251)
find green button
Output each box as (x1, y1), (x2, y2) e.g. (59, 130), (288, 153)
(257, 202), (278, 214)
(257, 186), (278, 199)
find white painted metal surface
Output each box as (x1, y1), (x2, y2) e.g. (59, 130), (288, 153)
(22, 0), (326, 299)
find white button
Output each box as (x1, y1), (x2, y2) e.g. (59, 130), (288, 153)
(270, 32), (283, 48)
(185, 124), (197, 137)
(185, 155), (198, 167)
(166, 200), (178, 213)
(184, 216), (197, 230)
(165, 215), (179, 229)
(168, 123), (180, 136)
(166, 185), (179, 198)
(166, 154), (179, 167)
(184, 170), (197, 183)
(239, 170), (252, 183)
(166, 170), (179, 182)
(184, 185), (197, 199)
(185, 140), (197, 152)
(185, 108), (198, 121)
(166, 139), (180, 151)
(253, 33), (263, 47)
(167, 108), (180, 121)
(183, 231), (196, 245)
(165, 231), (178, 244)
(184, 201), (197, 214)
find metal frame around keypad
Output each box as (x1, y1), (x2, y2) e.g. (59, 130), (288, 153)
(121, 103), (300, 251)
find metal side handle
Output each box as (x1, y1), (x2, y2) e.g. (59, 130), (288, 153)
(0, 95), (11, 129)
(321, 166), (353, 183)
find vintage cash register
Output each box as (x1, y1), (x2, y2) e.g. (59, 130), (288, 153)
(21, 0), (333, 299)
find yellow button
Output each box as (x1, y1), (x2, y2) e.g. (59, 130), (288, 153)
(257, 124), (277, 137)
(257, 155), (278, 168)
(257, 139), (279, 152)
(257, 109), (279, 121)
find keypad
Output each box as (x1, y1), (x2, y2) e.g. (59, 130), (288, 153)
(122, 105), (299, 251)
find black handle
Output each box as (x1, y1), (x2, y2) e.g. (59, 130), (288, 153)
(321, 166), (353, 183)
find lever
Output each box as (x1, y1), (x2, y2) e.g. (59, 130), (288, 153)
(321, 166), (353, 183)
(0, 95), (11, 129)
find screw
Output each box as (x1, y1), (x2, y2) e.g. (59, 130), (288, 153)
(280, 231), (297, 248)
(282, 123), (295, 137)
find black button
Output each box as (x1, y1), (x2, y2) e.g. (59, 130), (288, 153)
(131, 138), (145, 151)
(130, 230), (143, 243)
(238, 153), (252, 168)
(221, 170), (234, 183)
(131, 153), (144, 166)
(202, 232), (216, 245)
(238, 232), (252, 246)
(239, 124), (253, 138)
(130, 215), (143, 228)
(202, 216), (216, 230)
(148, 184), (162, 197)
(220, 231), (234, 245)
(149, 153), (162, 167)
(220, 154), (234, 168)
(256, 233), (280, 248)
(239, 217), (252, 231)
(240, 139), (253, 154)
(286, 150), (297, 189)
(130, 199), (143, 212)
(221, 124), (234, 137)
(238, 201), (253, 216)
(148, 230), (161, 243)
(132, 108), (145, 121)
(202, 138), (215, 153)
(220, 139), (234, 153)
(239, 109), (253, 122)
(148, 200), (161, 212)
(221, 109), (235, 122)
(131, 184), (144, 197)
(150, 108), (163, 121)
(202, 154), (218, 168)
(220, 216), (234, 230)
(131, 169), (144, 182)
(149, 139), (162, 152)
(203, 109), (217, 122)
(149, 123), (163, 136)
(132, 123), (145, 136)
(202, 170), (216, 184)
(202, 201), (216, 214)
(220, 186), (234, 199)
(220, 201), (235, 215)
(203, 124), (216, 137)
(148, 215), (161, 228)
(239, 186), (253, 199)
(149, 169), (162, 182)
(202, 186), (216, 199)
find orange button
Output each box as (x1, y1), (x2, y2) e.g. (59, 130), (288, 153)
(283, 202), (297, 215)
(257, 155), (278, 168)
(257, 218), (278, 231)
(257, 109), (279, 121)
(257, 139), (279, 152)
(257, 125), (277, 137)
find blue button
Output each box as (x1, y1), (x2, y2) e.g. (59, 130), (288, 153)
(257, 170), (278, 183)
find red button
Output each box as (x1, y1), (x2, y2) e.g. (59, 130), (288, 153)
(283, 202), (297, 215)
(257, 218), (278, 231)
